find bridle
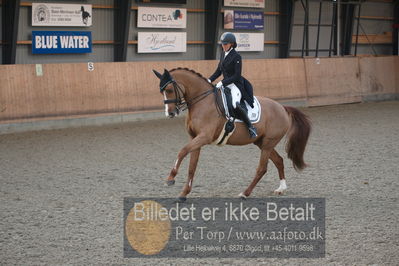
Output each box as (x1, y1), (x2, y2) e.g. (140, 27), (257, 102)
(160, 78), (216, 112)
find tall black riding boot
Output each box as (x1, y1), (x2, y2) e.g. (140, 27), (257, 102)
(234, 102), (258, 138)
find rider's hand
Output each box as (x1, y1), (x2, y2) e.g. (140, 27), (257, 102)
(216, 81), (223, 88)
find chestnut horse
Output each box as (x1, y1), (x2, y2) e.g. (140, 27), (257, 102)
(153, 68), (311, 202)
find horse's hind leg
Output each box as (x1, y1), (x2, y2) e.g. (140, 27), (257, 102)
(270, 149), (287, 195)
(239, 148), (271, 198)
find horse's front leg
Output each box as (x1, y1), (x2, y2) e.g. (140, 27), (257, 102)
(178, 148), (201, 202)
(166, 135), (210, 187)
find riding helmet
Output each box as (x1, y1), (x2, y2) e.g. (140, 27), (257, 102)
(220, 32), (237, 48)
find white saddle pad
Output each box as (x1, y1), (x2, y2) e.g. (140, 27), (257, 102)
(221, 87), (261, 124)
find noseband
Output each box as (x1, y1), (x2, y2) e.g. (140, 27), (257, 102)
(160, 79), (215, 112)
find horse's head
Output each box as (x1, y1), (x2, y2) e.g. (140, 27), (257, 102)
(153, 69), (184, 118)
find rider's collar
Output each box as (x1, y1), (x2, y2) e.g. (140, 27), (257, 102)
(224, 47), (233, 58)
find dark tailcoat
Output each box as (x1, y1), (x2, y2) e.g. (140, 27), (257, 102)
(209, 48), (254, 107)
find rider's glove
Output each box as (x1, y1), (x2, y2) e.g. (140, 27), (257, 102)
(216, 81), (223, 88)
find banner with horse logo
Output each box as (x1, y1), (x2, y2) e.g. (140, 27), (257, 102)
(32, 3), (92, 27)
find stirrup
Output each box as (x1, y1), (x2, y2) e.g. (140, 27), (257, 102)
(248, 126), (257, 138)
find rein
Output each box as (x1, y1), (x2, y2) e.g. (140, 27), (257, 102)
(161, 79), (216, 112)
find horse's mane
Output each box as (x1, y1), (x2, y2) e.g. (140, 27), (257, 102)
(169, 67), (209, 83)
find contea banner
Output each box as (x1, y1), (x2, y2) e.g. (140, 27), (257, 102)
(32, 3), (92, 27)
(32, 31), (92, 54)
(235, 33), (264, 52)
(138, 32), (187, 53)
(138, 7), (187, 28)
(224, 0), (265, 8)
(224, 10), (264, 30)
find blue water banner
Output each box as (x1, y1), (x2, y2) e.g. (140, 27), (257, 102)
(32, 31), (92, 54)
(224, 10), (264, 30)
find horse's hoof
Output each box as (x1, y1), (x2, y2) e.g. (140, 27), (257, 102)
(273, 190), (284, 195)
(176, 196), (187, 203)
(238, 192), (247, 200)
(165, 180), (175, 186)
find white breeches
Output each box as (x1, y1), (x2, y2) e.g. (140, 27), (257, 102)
(226, 83), (241, 109)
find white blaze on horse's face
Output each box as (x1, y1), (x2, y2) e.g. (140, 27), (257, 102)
(163, 86), (179, 118)
(163, 91), (169, 117)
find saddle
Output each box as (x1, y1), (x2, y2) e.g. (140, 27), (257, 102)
(212, 86), (261, 146)
(219, 86), (261, 123)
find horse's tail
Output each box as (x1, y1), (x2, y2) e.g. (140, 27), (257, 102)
(284, 106), (312, 171)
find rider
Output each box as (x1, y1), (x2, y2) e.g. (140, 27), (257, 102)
(208, 32), (257, 138)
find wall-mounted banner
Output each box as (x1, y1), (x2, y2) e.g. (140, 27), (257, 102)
(32, 3), (92, 27)
(224, 0), (265, 8)
(32, 31), (92, 54)
(136, 0), (187, 3)
(224, 10), (264, 30)
(235, 33), (264, 52)
(138, 7), (186, 28)
(138, 32), (186, 53)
